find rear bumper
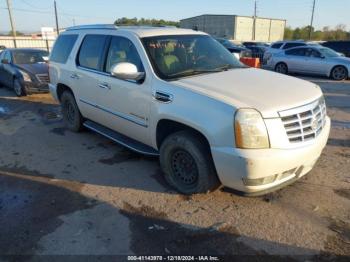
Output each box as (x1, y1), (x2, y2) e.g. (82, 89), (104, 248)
(211, 116), (331, 195)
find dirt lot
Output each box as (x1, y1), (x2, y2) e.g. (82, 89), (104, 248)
(0, 76), (349, 261)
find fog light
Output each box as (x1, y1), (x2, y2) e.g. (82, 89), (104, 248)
(243, 174), (278, 186)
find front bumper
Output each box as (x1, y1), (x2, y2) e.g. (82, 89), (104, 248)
(23, 81), (49, 94)
(211, 116), (331, 196)
(48, 83), (59, 101)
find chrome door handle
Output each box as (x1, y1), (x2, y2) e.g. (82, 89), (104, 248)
(70, 73), (80, 79)
(98, 83), (111, 90)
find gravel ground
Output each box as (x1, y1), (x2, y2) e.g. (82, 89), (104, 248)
(0, 76), (349, 261)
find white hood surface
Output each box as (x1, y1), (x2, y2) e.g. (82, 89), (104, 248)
(174, 68), (323, 118)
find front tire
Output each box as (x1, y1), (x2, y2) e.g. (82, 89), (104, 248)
(160, 131), (220, 195)
(275, 62), (288, 75)
(61, 91), (83, 132)
(331, 66), (348, 81)
(13, 78), (26, 97)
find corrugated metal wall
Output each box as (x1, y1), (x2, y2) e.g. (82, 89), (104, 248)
(180, 15), (285, 42)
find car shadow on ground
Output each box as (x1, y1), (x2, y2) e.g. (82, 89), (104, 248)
(0, 94), (176, 195)
(0, 171), (344, 259)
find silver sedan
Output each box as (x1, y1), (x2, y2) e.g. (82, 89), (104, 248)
(265, 46), (350, 80)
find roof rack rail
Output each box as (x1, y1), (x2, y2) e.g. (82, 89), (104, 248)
(66, 24), (118, 31)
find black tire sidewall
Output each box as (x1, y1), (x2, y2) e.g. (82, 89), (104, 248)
(61, 91), (83, 132)
(160, 131), (220, 194)
(332, 66), (348, 81)
(275, 63), (288, 74)
(13, 78), (25, 97)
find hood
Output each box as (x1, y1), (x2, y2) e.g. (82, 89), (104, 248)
(174, 68), (323, 118)
(15, 63), (48, 75)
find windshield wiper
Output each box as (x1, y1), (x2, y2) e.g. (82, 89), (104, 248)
(168, 68), (228, 78)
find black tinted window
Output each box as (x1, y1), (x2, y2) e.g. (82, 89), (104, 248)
(271, 43), (283, 49)
(13, 50), (48, 64)
(50, 34), (78, 63)
(78, 35), (108, 71)
(105, 36), (144, 73)
(285, 48), (306, 56)
(283, 43), (306, 49)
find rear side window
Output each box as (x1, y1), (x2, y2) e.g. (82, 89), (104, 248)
(271, 43), (283, 49)
(283, 43), (306, 49)
(285, 48), (306, 56)
(50, 34), (78, 63)
(77, 34), (108, 71)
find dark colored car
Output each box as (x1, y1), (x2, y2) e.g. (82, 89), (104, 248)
(0, 48), (49, 96)
(242, 41), (270, 48)
(214, 37), (252, 58)
(321, 41), (350, 57)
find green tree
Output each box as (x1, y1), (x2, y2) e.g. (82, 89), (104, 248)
(7, 30), (24, 36)
(114, 17), (179, 27)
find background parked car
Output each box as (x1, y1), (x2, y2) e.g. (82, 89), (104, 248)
(321, 41), (350, 58)
(263, 40), (308, 64)
(266, 45), (350, 80)
(242, 41), (270, 48)
(214, 37), (252, 59)
(0, 48), (50, 96)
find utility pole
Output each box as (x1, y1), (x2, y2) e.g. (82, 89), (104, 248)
(6, 0), (17, 47)
(54, 0), (60, 36)
(253, 0), (257, 40)
(309, 0), (316, 40)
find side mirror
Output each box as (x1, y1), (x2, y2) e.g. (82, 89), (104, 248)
(320, 55), (326, 59)
(1, 59), (9, 64)
(111, 62), (145, 81)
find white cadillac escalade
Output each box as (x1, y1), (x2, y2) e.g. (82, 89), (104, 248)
(48, 25), (330, 196)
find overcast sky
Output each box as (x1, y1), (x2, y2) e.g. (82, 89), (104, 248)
(0, 0), (349, 32)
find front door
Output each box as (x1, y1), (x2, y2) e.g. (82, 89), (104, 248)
(95, 35), (152, 146)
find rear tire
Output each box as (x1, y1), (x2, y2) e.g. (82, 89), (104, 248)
(159, 131), (220, 195)
(13, 78), (26, 97)
(61, 91), (83, 132)
(331, 66), (348, 81)
(275, 62), (288, 75)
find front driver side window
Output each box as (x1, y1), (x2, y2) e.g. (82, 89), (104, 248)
(105, 36), (144, 73)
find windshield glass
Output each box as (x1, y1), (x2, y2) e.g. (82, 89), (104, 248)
(13, 50), (49, 64)
(319, 48), (340, 58)
(142, 35), (244, 80)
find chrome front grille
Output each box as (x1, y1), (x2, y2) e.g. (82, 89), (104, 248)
(280, 98), (327, 143)
(36, 74), (50, 84)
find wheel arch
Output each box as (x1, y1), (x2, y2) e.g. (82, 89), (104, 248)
(56, 83), (75, 102)
(156, 119), (212, 152)
(329, 64), (349, 78)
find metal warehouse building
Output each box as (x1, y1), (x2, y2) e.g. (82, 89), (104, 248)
(180, 14), (286, 42)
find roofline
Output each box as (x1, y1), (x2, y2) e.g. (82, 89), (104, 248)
(180, 14), (286, 22)
(66, 24), (118, 31)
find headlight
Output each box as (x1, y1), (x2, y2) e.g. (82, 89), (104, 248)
(234, 108), (270, 149)
(18, 70), (32, 82)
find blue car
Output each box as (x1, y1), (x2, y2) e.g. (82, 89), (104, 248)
(0, 48), (50, 96)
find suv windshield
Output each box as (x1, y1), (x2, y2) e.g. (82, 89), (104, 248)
(13, 50), (49, 64)
(142, 35), (244, 80)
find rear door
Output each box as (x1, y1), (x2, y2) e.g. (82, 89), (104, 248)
(74, 34), (110, 121)
(284, 47), (307, 72)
